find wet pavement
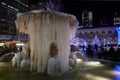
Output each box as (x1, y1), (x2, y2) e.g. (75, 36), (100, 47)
(0, 59), (120, 80)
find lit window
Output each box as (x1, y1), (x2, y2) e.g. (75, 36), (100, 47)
(90, 32), (94, 35)
(102, 31), (105, 34)
(108, 31), (112, 34)
(84, 32), (88, 35)
(79, 32), (82, 35)
(96, 31), (99, 35)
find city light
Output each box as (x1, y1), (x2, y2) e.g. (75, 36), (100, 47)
(85, 74), (110, 80)
(0, 43), (4, 46)
(16, 43), (24, 46)
(116, 27), (120, 45)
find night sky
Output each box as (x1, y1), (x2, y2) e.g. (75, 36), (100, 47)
(61, 1), (120, 27)
(29, 0), (120, 27)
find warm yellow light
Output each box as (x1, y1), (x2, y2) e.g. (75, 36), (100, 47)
(85, 74), (110, 80)
(85, 61), (104, 67)
(76, 59), (83, 63)
(16, 43), (24, 46)
(0, 43), (4, 46)
(85, 61), (100, 65)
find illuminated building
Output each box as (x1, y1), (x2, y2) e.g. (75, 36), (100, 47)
(76, 26), (117, 45)
(114, 12), (120, 25)
(82, 10), (92, 28)
(0, 1), (28, 36)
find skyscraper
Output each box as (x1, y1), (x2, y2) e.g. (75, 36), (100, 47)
(114, 12), (120, 25)
(82, 10), (92, 28)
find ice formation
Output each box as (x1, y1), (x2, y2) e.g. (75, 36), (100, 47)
(15, 10), (79, 73)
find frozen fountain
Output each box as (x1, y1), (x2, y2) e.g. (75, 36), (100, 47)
(15, 10), (79, 74)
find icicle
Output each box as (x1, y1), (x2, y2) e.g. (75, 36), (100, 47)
(15, 10), (79, 74)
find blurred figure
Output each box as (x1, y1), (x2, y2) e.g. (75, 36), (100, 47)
(108, 47), (115, 61)
(86, 44), (93, 58)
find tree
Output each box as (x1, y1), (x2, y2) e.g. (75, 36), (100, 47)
(28, 0), (61, 11)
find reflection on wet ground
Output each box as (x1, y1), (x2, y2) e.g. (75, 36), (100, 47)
(0, 59), (120, 80)
(113, 64), (120, 80)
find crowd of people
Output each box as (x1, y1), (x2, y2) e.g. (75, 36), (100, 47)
(69, 43), (120, 62)
(84, 44), (120, 62)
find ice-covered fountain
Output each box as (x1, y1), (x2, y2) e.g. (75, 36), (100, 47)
(15, 10), (79, 74)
